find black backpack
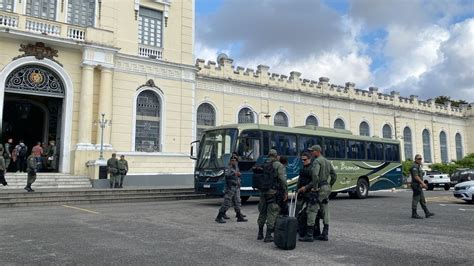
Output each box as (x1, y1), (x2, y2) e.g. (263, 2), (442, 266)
(252, 161), (277, 192)
(19, 146), (27, 157)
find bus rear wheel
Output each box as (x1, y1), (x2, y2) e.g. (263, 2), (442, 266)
(355, 178), (369, 199)
(329, 192), (338, 199)
(240, 196), (250, 203)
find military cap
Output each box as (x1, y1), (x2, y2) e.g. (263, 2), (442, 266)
(268, 149), (278, 157)
(308, 145), (322, 152)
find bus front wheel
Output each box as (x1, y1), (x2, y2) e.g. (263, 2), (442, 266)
(355, 178), (369, 199)
(240, 196), (250, 203)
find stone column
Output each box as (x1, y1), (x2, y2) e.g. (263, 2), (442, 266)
(96, 67), (113, 145)
(77, 64), (95, 146)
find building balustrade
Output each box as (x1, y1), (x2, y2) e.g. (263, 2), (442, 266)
(0, 12), (18, 28)
(138, 45), (163, 59)
(0, 11), (86, 42)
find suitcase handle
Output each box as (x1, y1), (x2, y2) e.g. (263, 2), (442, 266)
(288, 190), (298, 217)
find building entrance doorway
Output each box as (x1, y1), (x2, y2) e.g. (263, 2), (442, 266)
(1, 64), (65, 172)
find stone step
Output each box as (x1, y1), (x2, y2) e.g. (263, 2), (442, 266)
(0, 188), (205, 208)
(0, 194), (208, 208)
(3, 174), (92, 189)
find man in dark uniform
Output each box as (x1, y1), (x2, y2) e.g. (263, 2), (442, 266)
(257, 149), (287, 243)
(299, 145), (337, 242)
(107, 153), (120, 188)
(118, 155), (129, 188)
(411, 154), (434, 219)
(25, 151), (37, 192)
(215, 156), (248, 223)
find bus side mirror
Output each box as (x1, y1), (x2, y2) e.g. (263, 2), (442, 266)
(190, 140), (200, 160)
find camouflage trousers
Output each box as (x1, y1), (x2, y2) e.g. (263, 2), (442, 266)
(412, 184), (427, 210)
(257, 193), (280, 231)
(27, 171), (36, 185)
(219, 185), (241, 213)
(307, 187), (331, 226)
(110, 174), (120, 187)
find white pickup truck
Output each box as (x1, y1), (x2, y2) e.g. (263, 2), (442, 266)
(423, 171), (451, 191)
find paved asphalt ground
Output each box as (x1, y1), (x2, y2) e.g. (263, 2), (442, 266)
(0, 189), (473, 265)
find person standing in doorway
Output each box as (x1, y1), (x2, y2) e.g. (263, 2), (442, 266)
(15, 140), (28, 173)
(107, 153), (120, 188)
(48, 140), (57, 171)
(32, 142), (43, 172)
(25, 151), (37, 192)
(118, 155), (129, 188)
(410, 154), (435, 219)
(4, 138), (14, 172)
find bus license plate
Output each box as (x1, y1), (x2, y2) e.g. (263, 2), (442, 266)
(203, 184), (211, 188)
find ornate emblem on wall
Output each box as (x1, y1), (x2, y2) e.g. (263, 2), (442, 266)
(5, 65), (65, 98)
(13, 42), (62, 66)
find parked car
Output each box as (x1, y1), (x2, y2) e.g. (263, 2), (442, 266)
(450, 169), (474, 186)
(423, 170), (451, 190)
(453, 180), (474, 203)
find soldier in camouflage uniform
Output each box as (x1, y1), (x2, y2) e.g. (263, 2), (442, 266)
(411, 154), (434, 219)
(107, 153), (120, 188)
(299, 145), (337, 242)
(25, 151), (37, 192)
(257, 149), (287, 243)
(118, 155), (129, 189)
(215, 156), (248, 223)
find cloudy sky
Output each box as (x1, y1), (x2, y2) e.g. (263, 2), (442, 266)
(195, 0), (474, 102)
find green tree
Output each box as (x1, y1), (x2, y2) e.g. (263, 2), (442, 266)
(402, 159), (413, 177)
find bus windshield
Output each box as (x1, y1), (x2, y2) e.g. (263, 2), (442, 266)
(196, 129), (238, 169)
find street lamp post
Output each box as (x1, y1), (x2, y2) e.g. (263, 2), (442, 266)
(96, 113), (111, 160)
(246, 111), (271, 125)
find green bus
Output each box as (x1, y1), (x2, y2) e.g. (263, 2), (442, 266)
(190, 124), (402, 201)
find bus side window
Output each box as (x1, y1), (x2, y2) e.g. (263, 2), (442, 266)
(385, 144), (400, 162)
(324, 137), (345, 159)
(272, 133), (297, 156)
(347, 140), (365, 160)
(298, 135), (321, 154)
(368, 142), (384, 161)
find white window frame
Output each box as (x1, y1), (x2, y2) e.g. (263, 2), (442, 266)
(131, 87), (166, 152)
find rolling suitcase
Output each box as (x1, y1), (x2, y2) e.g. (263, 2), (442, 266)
(274, 192), (298, 250)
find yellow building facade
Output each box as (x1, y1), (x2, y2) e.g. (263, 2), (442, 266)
(0, 0), (195, 184)
(195, 56), (474, 165)
(0, 1), (472, 186)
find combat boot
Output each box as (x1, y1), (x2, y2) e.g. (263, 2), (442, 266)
(411, 209), (423, 219)
(223, 212), (230, 220)
(257, 226), (264, 240)
(314, 217), (321, 237)
(263, 228), (274, 243)
(422, 206), (434, 218)
(316, 224), (329, 241)
(299, 227), (314, 242)
(215, 211), (226, 224)
(236, 211), (248, 222)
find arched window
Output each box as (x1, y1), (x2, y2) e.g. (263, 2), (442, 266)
(455, 133), (463, 160)
(305, 115), (318, 126)
(274, 112), (288, 127)
(383, 124), (392, 139)
(334, 118), (345, 129)
(422, 129), (432, 163)
(403, 127), (413, 160)
(359, 121), (370, 136)
(238, 107), (254, 124)
(135, 90), (161, 152)
(440, 131), (448, 163)
(196, 103), (216, 140)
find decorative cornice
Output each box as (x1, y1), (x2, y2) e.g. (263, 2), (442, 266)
(13, 42), (62, 66)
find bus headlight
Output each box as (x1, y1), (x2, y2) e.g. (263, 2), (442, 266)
(216, 170), (224, 177)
